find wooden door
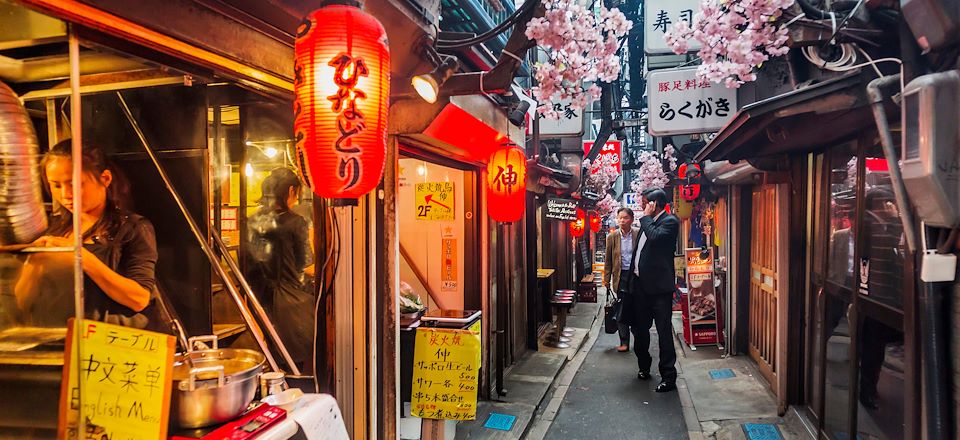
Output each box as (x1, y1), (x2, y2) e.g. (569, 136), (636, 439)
(749, 184), (779, 388)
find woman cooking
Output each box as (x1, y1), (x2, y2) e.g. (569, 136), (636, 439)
(14, 140), (158, 328)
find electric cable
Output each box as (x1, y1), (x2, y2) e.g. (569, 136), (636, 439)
(436, 0), (534, 49)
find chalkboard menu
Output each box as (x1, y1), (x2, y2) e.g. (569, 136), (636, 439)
(545, 197), (577, 221)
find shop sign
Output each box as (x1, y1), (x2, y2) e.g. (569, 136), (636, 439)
(415, 181), (455, 221)
(685, 248), (717, 323)
(441, 238), (458, 291)
(623, 192), (642, 212)
(648, 67), (737, 136)
(583, 140), (622, 173)
(59, 319), (176, 440)
(645, 0), (700, 54)
(545, 197), (578, 221)
(539, 99), (584, 137)
(410, 327), (481, 420)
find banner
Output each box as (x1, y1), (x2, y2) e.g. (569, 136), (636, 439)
(410, 327), (481, 421)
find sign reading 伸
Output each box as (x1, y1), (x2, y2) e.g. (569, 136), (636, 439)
(545, 197), (578, 221)
(648, 67), (737, 136)
(645, 0), (700, 54)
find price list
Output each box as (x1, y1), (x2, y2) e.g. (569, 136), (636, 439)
(410, 327), (481, 420)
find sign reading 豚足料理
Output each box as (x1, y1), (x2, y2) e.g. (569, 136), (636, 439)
(648, 67), (737, 136)
(545, 197), (578, 221)
(58, 319), (176, 440)
(645, 0), (700, 54)
(442, 238), (458, 291)
(415, 181), (455, 221)
(411, 327), (481, 420)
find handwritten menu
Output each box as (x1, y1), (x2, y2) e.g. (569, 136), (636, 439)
(410, 327), (481, 420)
(58, 319), (175, 440)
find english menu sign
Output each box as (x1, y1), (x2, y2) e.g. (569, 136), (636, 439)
(545, 197), (577, 221)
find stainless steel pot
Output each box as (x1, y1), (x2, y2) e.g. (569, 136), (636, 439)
(171, 335), (265, 429)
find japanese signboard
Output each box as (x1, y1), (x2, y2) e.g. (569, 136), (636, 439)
(545, 197), (577, 221)
(415, 181), (455, 221)
(648, 67), (737, 136)
(441, 238), (458, 291)
(539, 99), (584, 137)
(410, 327), (481, 420)
(583, 140), (622, 174)
(645, 0), (700, 54)
(59, 319), (175, 440)
(685, 248), (717, 324)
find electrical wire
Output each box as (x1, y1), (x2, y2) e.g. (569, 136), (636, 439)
(802, 43), (858, 71)
(311, 203), (341, 393)
(436, 0), (534, 49)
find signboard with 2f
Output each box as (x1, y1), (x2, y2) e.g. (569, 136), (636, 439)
(647, 67), (737, 136)
(645, 0), (700, 54)
(415, 181), (455, 221)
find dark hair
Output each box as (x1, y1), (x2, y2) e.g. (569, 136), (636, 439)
(259, 168), (302, 213)
(616, 207), (635, 219)
(41, 140), (130, 239)
(643, 188), (669, 209)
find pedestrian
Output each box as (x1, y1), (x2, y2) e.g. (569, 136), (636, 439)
(603, 207), (637, 352)
(624, 188), (680, 392)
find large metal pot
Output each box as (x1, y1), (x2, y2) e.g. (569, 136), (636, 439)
(171, 336), (265, 429)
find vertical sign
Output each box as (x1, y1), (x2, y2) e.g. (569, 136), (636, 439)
(648, 67), (738, 136)
(441, 238), (458, 291)
(59, 319), (176, 440)
(645, 0), (700, 54)
(410, 327), (481, 420)
(583, 140), (622, 174)
(415, 181), (455, 221)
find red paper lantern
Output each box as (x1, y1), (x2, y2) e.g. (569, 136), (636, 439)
(589, 211), (601, 233)
(294, 2), (390, 201)
(570, 208), (586, 238)
(677, 163), (702, 201)
(486, 147), (527, 222)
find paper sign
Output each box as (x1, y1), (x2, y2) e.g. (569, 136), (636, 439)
(645, 0), (700, 54)
(648, 67), (737, 136)
(58, 319), (175, 440)
(415, 182), (455, 221)
(410, 327), (481, 420)
(441, 238), (458, 291)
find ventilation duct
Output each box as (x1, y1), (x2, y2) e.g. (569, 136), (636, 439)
(0, 81), (47, 244)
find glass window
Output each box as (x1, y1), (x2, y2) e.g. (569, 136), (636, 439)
(860, 156), (905, 310)
(856, 317), (905, 439)
(823, 294), (853, 439)
(826, 146), (857, 293)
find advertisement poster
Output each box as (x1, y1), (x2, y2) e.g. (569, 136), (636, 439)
(685, 248), (717, 323)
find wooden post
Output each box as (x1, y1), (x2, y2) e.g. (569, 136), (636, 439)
(380, 135), (400, 438)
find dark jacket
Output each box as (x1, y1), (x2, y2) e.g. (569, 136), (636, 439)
(628, 212), (680, 295)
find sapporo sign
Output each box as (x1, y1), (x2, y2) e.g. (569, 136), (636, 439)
(545, 197), (578, 221)
(648, 67), (737, 136)
(415, 181), (455, 221)
(410, 326), (481, 420)
(59, 319), (176, 440)
(645, 0), (700, 54)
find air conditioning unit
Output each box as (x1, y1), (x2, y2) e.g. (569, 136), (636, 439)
(901, 0), (960, 53)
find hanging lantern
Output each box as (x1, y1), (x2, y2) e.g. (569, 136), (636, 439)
(294, 1), (390, 201)
(570, 208), (586, 238)
(677, 162), (702, 201)
(486, 147), (527, 222)
(589, 211), (601, 233)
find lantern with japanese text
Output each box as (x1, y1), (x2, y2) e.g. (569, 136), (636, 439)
(486, 147), (527, 222)
(677, 162), (702, 201)
(570, 208), (586, 238)
(294, 1), (390, 201)
(589, 211), (601, 233)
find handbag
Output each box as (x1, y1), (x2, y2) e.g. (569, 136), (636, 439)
(604, 298), (622, 334)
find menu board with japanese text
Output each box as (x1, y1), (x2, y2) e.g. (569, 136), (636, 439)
(58, 319), (175, 440)
(410, 327), (481, 420)
(415, 181), (455, 221)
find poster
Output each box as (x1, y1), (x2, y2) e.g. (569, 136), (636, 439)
(415, 181), (455, 221)
(441, 238), (458, 291)
(545, 197), (577, 221)
(410, 327), (481, 421)
(59, 319), (176, 440)
(685, 248), (717, 323)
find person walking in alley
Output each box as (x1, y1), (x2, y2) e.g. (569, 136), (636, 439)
(625, 188), (680, 393)
(604, 207), (637, 352)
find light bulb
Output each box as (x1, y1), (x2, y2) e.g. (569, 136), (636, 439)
(412, 75), (438, 104)
(264, 147), (279, 158)
(245, 163), (253, 177)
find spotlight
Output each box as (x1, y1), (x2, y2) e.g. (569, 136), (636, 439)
(412, 55), (459, 103)
(508, 100), (531, 127)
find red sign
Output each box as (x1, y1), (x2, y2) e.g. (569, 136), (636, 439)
(582, 140), (622, 174)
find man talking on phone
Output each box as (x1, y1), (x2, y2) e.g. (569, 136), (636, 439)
(624, 188), (680, 392)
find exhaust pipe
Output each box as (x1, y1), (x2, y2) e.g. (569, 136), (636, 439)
(0, 81), (47, 244)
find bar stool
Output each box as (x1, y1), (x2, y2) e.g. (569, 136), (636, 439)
(555, 289), (577, 336)
(545, 294), (574, 348)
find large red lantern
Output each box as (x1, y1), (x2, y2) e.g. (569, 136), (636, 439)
(570, 208), (586, 238)
(294, 1), (390, 201)
(677, 162), (702, 201)
(486, 147), (527, 222)
(589, 211), (601, 233)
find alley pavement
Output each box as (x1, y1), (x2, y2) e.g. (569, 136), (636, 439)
(542, 326), (688, 439)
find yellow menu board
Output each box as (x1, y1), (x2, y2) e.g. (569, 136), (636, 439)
(410, 326), (481, 420)
(415, 181), (455, 221)
(58, 319), (176, 440)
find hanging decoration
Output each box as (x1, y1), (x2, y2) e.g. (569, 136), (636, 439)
(486, 146), (527, 222)
(570, 208), (586, 238)
(677, 162), (702, 201)
(589, 211), (602, 233)
(293, 1), (390, 201)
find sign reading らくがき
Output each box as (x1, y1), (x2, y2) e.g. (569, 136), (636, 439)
(648, 67), (737, 136)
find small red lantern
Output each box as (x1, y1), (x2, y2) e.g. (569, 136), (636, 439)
(294, 1), (390, 201)
(486, 147), (527, 222)
(589, 211), (601, 233)
(570, 208), (586, 238)
(677, 163), (702, 201)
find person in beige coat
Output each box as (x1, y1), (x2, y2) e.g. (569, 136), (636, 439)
(603, 207), (637, 352)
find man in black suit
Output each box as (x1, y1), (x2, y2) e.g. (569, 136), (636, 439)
(625, 188), (680, 392)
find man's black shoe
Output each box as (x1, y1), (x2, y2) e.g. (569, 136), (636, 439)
(859, 393), (880, 409)
(637, 371), (651, 381)
(655, 381), (677, 393)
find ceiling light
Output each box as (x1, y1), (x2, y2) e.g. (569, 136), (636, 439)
(412, 56), (459, 103)
(264, 147), (279, 158)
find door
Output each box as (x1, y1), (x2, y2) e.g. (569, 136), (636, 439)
(749, 184), (779, 387)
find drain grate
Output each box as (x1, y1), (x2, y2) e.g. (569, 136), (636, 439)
(709, 368), (736, 380)
(742, 423), (782, 440)
(483, 413), (517, 431)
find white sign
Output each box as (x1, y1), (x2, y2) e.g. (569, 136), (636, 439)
(623, 192), (642, 212)
(645, 0), (700, 54)
(539, 99), (584, 137)
(647, 67), (737, 136)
